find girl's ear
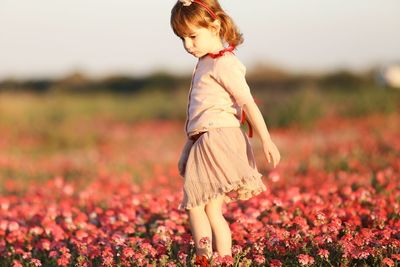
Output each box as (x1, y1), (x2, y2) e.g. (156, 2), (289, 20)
(211, 19), (221, 36)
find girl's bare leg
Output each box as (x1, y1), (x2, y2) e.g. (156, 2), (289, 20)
(188, 204), (213, 257)
(205, 194), (232, 257)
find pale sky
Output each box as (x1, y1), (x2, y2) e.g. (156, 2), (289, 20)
(0, 0), (399, 80)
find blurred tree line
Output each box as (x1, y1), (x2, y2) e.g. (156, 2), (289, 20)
(0, 65), (398, 130)
(0, 65), (380, 94)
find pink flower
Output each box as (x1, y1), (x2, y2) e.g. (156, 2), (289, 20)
(60, 247), (70, 255)
(56, 247), (72, 266)
(39, 239), (51, 251)
(269, 171), (281, 182)
(212, 255), (224, 265)
(8, 221), (19, 232)
(222, 255), (234, 265)
(391, 254), (400, 261)
(122, 247), (135, 258)
(75, 229), (88, 241)
(57, 256), (70, 267)
(112, 233), (126, 246)
(30, 258), (42, 267)
(101, 246), (114, 266)
(297, 254), (315, 266)
(49, 250), (58, 258)
(141, 242), (157, 258)
(199, 236), (211, 248)
(178, 251), (188, 263)
(318, 249), (329, 259)
(352, 248), (370, 259)
(254, 254), (266, 264)
(29, 226), (44, 235)
(232, 245), (242, 255)
(0, 220), (8, 231)
(383, 258), (394, 267)
(269, 259), (283, 267)
(22, 251), (32, 259)
(133, 252), (145, 265)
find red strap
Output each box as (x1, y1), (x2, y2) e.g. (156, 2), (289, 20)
(240, 97), (261, 138)
(208, 45), (236, 59)
(240, 109), (246, 124)
(240, 111), (253, 138)
(247, 118), (253, 137)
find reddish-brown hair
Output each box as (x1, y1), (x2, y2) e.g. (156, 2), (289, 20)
(170, 0), (244, 47)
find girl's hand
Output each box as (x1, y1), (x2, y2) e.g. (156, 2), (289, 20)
(262, 139), (280, 168)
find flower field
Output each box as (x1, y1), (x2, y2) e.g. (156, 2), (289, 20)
(0, 111), (399, 266)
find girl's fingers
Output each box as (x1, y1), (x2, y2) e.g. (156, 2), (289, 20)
(274, 153), (280, 166)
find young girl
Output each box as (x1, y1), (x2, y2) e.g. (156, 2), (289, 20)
(170, 0), (281, 264)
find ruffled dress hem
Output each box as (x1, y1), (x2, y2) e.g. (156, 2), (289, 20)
(178, 173), (266, 211)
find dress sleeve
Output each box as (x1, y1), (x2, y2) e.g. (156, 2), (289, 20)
(211, 54), (255, 108)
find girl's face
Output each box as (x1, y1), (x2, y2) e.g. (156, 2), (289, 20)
(180, 23), (224, 58)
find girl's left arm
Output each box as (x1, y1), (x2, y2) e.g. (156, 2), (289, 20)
(242, 101), (271, 143)
(211, 55), (280, 167)
(242, 101), (280, 167)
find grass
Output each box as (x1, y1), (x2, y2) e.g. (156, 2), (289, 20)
(0, 85), (399, 135)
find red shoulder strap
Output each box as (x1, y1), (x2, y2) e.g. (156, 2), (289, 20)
(240, 97), (261, 138)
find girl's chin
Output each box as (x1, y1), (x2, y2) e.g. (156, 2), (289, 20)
(195, 53), (208, 58)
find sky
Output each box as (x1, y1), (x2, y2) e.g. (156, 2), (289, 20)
(0, 0), (399, 80)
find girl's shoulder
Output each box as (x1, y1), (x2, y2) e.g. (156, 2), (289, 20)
(211, 52), (246, 76)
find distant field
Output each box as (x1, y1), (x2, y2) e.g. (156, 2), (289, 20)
(0, 86), (398, 186)
(0, 85), (399, 129)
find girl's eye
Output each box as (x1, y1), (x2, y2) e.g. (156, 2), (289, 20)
(190, 35), (196, 39)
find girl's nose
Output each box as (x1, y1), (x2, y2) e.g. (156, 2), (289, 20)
(183, 38), (193, 50)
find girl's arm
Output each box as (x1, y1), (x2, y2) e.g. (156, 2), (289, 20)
(243, 101), (280, 167)
(211, 55), (280, 167)
(242, 102), (271, 143)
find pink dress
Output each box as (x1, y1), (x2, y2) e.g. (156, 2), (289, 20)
(178, 50), (267, 211)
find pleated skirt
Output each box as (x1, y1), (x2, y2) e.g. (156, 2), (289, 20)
(178, 127), (267, 211)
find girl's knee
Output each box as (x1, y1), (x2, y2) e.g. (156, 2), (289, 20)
(205, 195), (224, 217)
(188, 204), (206, 215)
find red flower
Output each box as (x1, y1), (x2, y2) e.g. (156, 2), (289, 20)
(270, 259), (283, 267)
(298, 254), (315, 266)
(383, 257), (394, 267)
(195, 255), (210, 267)
(391, 254), (400, 261)
(318, 249), (330, 259)
(30, 258), (42, 267)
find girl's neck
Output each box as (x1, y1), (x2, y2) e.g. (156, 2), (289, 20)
(199, 40), (228, 60)
(209, 39), (225, 54)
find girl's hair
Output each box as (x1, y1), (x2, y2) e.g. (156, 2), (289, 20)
(170, 0), (244, 47)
